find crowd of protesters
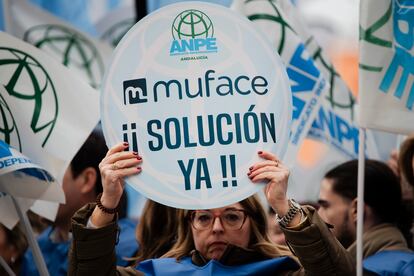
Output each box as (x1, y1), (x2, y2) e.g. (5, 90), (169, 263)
(1, 131), (413, 275)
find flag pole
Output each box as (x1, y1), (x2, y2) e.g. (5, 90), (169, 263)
(11, 196), (49, 276)
(0, 255), (16, 276)
(356, 127), (366, 276)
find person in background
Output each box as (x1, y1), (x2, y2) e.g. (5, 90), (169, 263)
(399, 134), (414, 199)
(0, 223), (27, 275)
(398, 134), (414, 251)
(20, 129), (138, 276)
(68, 146), (355, 275)
(266, 207), (287, 246)
(318, 159), (413, 274)
(26, 211), (52, 237)
(131, 199), (180, 265)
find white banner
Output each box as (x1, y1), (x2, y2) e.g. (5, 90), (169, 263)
(0, 32), (100, 220)
(95, 6), (135, 48)
(359, 0), (414, 134)
(5, 0), (113, 89)
(233, 0), (379, 201)
(232, 0), (327, 167)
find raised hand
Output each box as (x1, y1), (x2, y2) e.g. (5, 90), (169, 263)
(91, 142), (142, 227)
(248, 151), (290, 216)
(99, 142), (142, 209)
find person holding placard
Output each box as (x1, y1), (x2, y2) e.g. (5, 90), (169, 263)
(0, 223), (27, 275)
(68, 142), (355, 275)
(21, 131), (138, 276)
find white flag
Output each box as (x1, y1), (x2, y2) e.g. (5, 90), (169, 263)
(359, 0), (414, 134)
(232, 0), (327, 166)
(0, 140), (63, 229)
(95, 6), (135, 48)
(233, 0), (380, 201)
(5, 0), (113, 89)
(278, 0), (380, 196)
(0, 32), (100, 220)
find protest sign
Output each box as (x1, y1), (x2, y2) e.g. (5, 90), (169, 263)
(101, 2), (292, 209)
(359, 0), (414, 134)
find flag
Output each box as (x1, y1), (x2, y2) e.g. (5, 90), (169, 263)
(233, 0), (379, 201)
(5, 0), (113, 89)
(232, 0), (327, 166)
(359, 0), (414, 134)
(0, 32), (100, 220)
(95, 5), (135, 48)
(0, 140), (63, 229)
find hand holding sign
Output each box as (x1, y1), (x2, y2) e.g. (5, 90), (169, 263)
(248, 151), (290, 216)
(91, 142), (142, 227)
(98, 142), (142, 209)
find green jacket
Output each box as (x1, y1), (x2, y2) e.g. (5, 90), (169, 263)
(347, 223), (411, 259)
(68, 204), (355, 276)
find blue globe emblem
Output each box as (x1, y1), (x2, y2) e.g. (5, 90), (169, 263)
(172, 9), (214, 40)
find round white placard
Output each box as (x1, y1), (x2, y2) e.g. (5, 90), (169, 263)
(101, 2), (292, 209)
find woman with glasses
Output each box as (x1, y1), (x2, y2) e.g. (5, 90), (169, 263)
(69, 143), (355, 275)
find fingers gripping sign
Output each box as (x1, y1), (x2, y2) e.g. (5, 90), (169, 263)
(98, 142), (143, 212)
(248, 151), (290, 216)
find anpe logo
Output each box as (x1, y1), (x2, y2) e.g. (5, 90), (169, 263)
(170, 9), (217, 56)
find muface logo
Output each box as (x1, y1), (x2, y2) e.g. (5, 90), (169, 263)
(170, 9), (217, 56)
(24, 24), (104, 88)
(0, 47), (58, 148)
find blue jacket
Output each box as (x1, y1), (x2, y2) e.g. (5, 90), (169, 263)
(363, 250), (414, 276)
(20, 218), (138, 276)
(137, 255), (299, 276)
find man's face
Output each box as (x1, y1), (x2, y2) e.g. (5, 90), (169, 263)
(318, 178), (355, 248)
(0, 226), (14, 264)
(56, 166), (81, 223)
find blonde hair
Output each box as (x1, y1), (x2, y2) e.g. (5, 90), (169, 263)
(163, 195), (292, 260)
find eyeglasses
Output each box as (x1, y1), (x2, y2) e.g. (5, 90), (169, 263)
(190, 209), (248, 230)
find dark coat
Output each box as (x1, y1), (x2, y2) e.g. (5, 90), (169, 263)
(68, 203), (355, 276)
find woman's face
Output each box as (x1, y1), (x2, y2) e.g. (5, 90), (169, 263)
(191, 202), (251, 260)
